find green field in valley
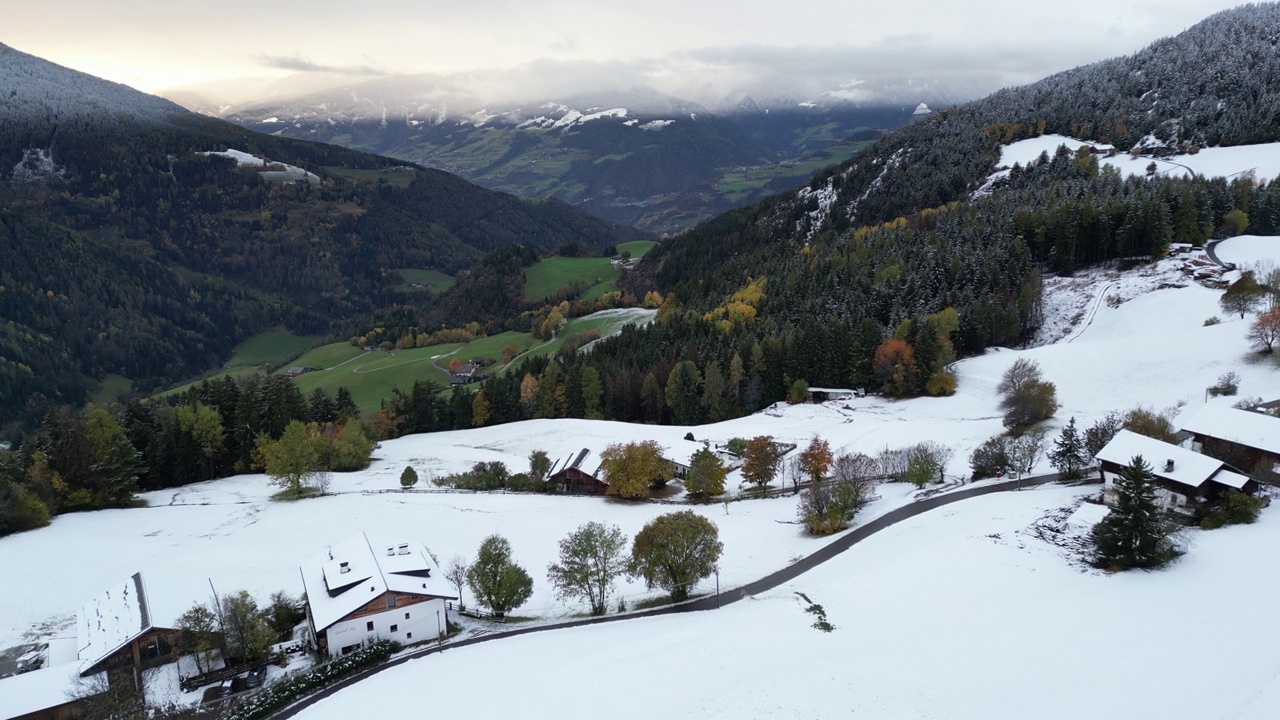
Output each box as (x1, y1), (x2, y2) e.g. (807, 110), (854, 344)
(397, 268), (456, 293)
(154, 311), (656, 413)
(617, 240), (658, 258)
(523, 256), (621, 301)
(225, 329), (322, 368)
(714, 138), (873, 203)
(322, 166), (417, 187)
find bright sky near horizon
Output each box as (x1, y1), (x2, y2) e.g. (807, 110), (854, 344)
(1, 0), (1256, 102)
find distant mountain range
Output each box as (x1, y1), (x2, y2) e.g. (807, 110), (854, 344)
(165, 80), (940, 233)
(0, 42), (641, 430)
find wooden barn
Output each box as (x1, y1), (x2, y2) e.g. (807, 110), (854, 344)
(549, 449), (609, 495)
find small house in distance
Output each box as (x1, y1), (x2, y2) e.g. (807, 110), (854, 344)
(1179, 403), (1280, 480)
(299, 533), (455, 657)
(1095, 430), (1258, 515)
(549, 449), (609, 495)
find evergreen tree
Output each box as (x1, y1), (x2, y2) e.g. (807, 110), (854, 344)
(665, 361), (703, 425)
(1091, 455), (1180, 569)
(1048, 417), (1089, 479)
(334, 387), (360, 420)
(580, 366), (604, 420)
(640, 372), (664, 424)
(399, 465), (419, 488)
(701, 361), (728, 422)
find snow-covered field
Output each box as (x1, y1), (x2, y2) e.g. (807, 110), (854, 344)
(295, 485), (1280, 720)
(1, 236), (1278, 715)
(998, 134), (1280, 183)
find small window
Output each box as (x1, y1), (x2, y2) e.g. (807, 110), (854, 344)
(404, 612), (410, 620)
(390, 624), (398, 632)
(366, 621), (374, 632)
(406, 632), (412, 640)
(387, 595), (396, 608)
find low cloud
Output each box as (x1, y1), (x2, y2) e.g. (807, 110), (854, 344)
(255, 53), (387, 76)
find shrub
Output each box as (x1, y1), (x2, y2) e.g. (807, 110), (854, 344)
(970, 435), (1012, 479)
(1203, 316), (1222, 326)
(399, 466), (419, 488)
(1208, 371), (1240, 397)
(1199, 489), (1264, 529)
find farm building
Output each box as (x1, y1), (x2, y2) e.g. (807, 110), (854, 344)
(1095, 430), (1258, 516)
(299, 533), (454, 658)
(1179, 403), (1280, 480)
(0, 572), (181, 720)
(548, 449), (609, 495)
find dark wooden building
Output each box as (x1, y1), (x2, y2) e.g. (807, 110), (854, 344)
(549, 449), (609, 495)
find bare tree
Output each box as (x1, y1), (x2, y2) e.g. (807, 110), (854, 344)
(780, 455), (806, 493)
(875, 447), (909, 482)
(1008, 427), (1049, 474)
(446, 556), (468, 610)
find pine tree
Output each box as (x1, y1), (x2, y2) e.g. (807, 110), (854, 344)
(665, 361), (703, 425)
(1048, 417), (1088, 479)
(580, 366), (603, 419)
(701, 360), (728, 422)
(640, 372), (664, 424)
(1091, 455), (1180, 570)
(399, 465), (419, 488)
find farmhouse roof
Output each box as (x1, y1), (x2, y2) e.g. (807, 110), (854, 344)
(1095, 430), (1226, 490)
(1179, 403), (1280, 456)
(300, 532), (455, 633)
(76, 572), (169, 675)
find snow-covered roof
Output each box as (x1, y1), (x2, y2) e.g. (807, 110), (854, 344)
(300, 533), (455, 633)
(76, 572), (158, 674)
(663, 440), (706, 469)
(1095, 430), (1224, 490)
(1212, 470), (1253, 490)
(1179, 403), (1280, 456)
(0, 661), (88, 718)
(1064, 502), (1111, 531)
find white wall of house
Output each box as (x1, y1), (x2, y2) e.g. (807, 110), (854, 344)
(1102, 470), (1187, 512)
(322, 597), (447, 657)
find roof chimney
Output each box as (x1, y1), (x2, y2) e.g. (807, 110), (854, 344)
(387, 546), (395, 556)
(1164, 459), (1174, 473)
(339, 561), (350, 574)
(397, 543), (410, 555)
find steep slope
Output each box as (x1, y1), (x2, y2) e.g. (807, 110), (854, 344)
(642, 3), (1280, 292)
(0, 43), (642, 430)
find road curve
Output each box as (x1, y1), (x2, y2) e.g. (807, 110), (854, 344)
(269, 472), (1064, 718)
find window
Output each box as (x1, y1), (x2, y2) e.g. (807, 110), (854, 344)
(390, 624), (398, 632)
(387, 595), (396, 608)
(404, 612), (410, 620)
(366, 621), (374, 632)
(406, 633), (412, 640)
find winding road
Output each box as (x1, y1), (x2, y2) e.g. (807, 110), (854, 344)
(268, 472), (1065, 718)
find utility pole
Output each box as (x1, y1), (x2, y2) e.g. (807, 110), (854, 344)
(715, 569), (720, 609)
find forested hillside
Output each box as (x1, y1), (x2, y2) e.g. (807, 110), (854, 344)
(0, 43), (640, 432)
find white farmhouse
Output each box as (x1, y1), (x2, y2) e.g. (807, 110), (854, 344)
(299, 533), (455, 658)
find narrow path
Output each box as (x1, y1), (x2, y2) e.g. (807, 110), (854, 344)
(268, 472), (1065, 718)
(1063, 280), (1115, 344)
(1205, 239), (1228, 267)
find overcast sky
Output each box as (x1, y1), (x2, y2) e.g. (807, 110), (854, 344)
(3, 0), (1255, 104)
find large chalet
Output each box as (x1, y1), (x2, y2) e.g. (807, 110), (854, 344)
(1095, 430), (1258, 515)
(299, 533), (455, 657)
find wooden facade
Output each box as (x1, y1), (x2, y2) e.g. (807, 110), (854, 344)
(551, 467), (609, 495)
(1190, 433), (1280, 481)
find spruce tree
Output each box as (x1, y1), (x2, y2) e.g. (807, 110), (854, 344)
(1091, 455), (1180, 570)
(1048, 417), (1088, 479)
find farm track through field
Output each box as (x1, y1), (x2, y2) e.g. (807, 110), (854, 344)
(266, 472), (1066, 719)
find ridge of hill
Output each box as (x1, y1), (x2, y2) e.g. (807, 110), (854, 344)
(0, 43), (642, 431)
